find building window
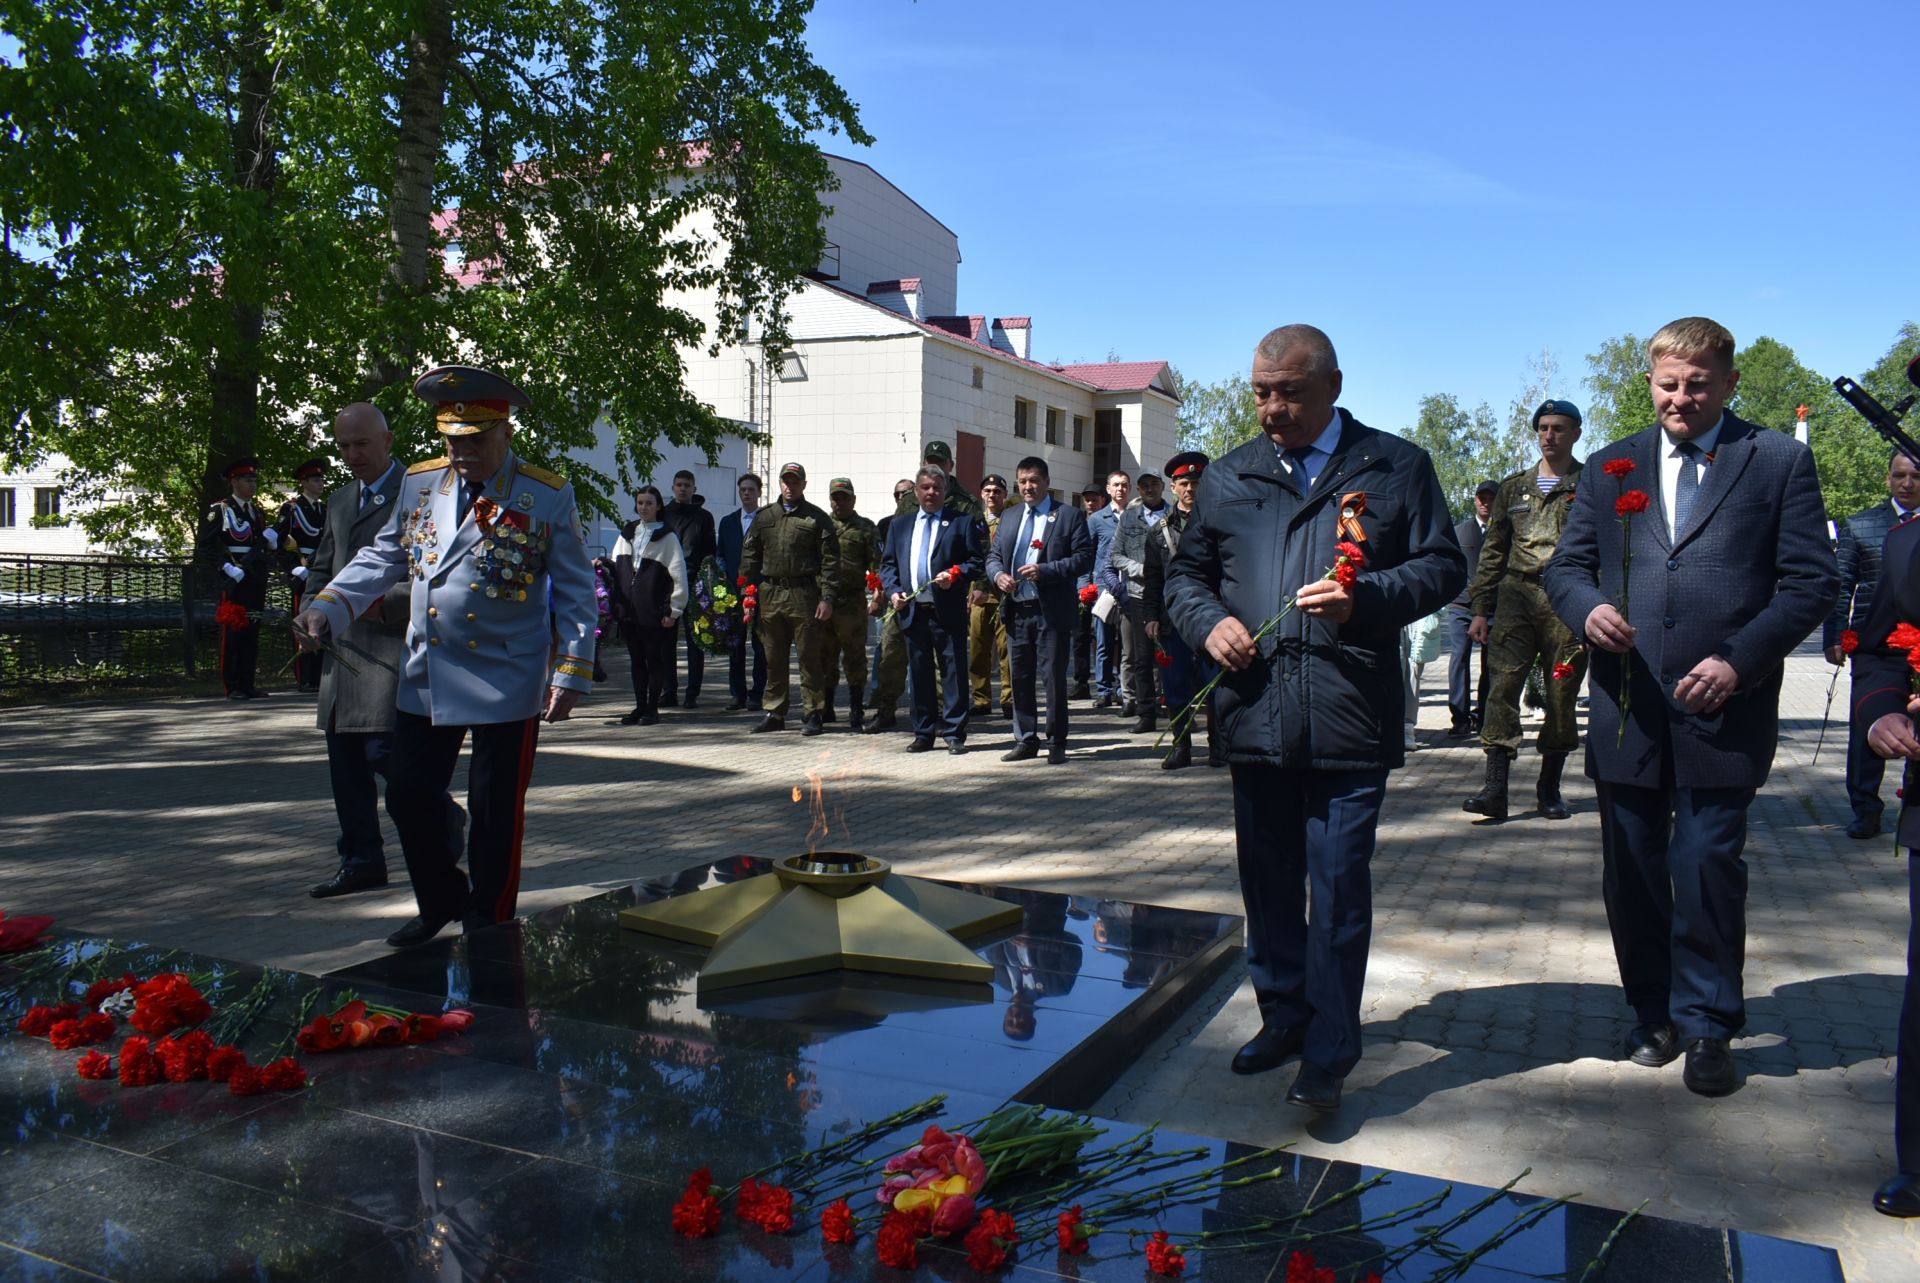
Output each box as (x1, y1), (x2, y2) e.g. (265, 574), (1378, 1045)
(972, 366), (984, 390)
(1013, 399), (1032, 440)
(33, 487), (61, 520)
(0, 489), (14, 527)
(1072, 415), (1087, 452)
(1044, 407), (1061, 446)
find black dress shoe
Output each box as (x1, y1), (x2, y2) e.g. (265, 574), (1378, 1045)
(385, 913), (455, 948)
(1000, 705), (1012, 719)
(864, 711), (898, 734)
(1682, 1037), (1737, 1096)
(682, 695), (699, 709)
(1626, 1021), (1681, 1067)
(1873, 1172), (1920, 1217)
(1848, 814), (1883, 839)
(751, 714), (785, 734)
(619, 709), (645, 725)
(1121, 699), (1137, 718)
(1286, 1061), (1343, 1112)
(227, 690), (247, 700)
(801, 713), (825, 737)
(1069, 684), (1091, 700)
(1231, 1024), (1307, 1075)
(309, 867), (389, 899)
(244, 688), (270, 699)
(725, 698), (747, 711)
(970, 705), (993, 718)
(946, 741), (967, 756)
(660, 693), (680, 708)
(906, 736), (935, 753)
(1161, 741), (1192, 770)
(638, 712), (660, 726)
(1047, 746), (1068, 764)
(1002, 742), (1039, 762)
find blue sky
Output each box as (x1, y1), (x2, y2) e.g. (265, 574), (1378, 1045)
(800, 0), (1919, 431)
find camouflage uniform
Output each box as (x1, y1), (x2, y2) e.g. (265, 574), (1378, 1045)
(824, 498), (880, 727)
(739, 496), (841, 722)
(1471, 461), (1587, 756)
(873, 469), (982, 719)
(968, 509), (1012, 710)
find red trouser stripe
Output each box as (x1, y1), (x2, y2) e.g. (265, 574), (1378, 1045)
(497, 718), (540, 922)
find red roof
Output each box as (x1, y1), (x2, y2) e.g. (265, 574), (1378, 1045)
(1049, 361), (1173, 394)
(993, 316), (1031, 329)
(925, 315), (986, 343)
(866, 278), (921, 294)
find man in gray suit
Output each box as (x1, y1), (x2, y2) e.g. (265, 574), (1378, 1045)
(1545, 316), (1837, 1097)
(304, 403), (460, 899)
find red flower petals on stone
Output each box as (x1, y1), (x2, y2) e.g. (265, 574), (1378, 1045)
(128, 974), (211, 1038)
(875, 1208), (927, 1269)
(83, 974), (138, 1008)
(206, 1044), (247, 1084)
(963, 1207), (1019, 1272)
(1056, 1204), (1090, 1255)
(1147, 1230), (1187, 1276)
(117, 1037), (162, 1087)
(17, 1004), (81, 1036)
(75, 1051), (114, 1080)
(671, 1168), (722, 1238)
(736, 1177), (796, 1234)
(49, 1013), (117, 1050)
(821, 1197), (856, 1245)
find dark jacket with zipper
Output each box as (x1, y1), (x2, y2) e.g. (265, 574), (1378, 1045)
(1164, 411), (1465, 769)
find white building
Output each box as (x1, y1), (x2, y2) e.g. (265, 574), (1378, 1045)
(0, 458), (90, 556)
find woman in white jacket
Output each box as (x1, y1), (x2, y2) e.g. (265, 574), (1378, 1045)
(610, 485), (688, 725)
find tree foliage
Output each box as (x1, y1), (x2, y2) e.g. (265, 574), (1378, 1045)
(1581, 333), (1656, 447)
(0, 0), (868, 553)
(1176, 371), (1261, 460)
(1404, 393), (1513, 516)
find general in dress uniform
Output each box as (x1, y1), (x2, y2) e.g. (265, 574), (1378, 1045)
(279, 457), (329, 692)
(206, 456), (279, 700)
(299, 366), (598, 948)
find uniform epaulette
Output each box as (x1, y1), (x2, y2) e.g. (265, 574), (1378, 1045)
(518, 462), (565, 489)
(408, 457), (449, 475)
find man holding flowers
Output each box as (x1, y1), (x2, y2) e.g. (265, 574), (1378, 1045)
(1165, 324), (1465, 1111)
(1544, 316), (1836, 1097)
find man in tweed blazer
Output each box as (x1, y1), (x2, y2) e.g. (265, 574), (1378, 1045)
(1544, 316), (1837, 1098)
(1825, 453), (1920, 838)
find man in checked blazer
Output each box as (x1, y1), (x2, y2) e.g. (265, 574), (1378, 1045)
(880, 463), (984, 752)
(303, 403), (460, 900)
(1544, 316), (1837, 1098)
(986, 455), (1094, 764)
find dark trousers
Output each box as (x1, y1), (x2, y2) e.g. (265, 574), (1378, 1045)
(1230, 763), (1387, 1077)
(1006, 601), (1068, 748)
(1072, 601), (1093, 688)
(623, 621), (674, 715)
(388, 710), (540, 927)
(218, 579), (264, 694)
(325, 726), (392, 875)
(1900, 851), (1920, 1173)
(904, 608), (970, 743)
(1160, 620), (1215, 731)
(674, 614), (705, 700)
(1848, 666), (1890, 823)
(729, 630), (767, 706)
(1595, 774), (1755, 1039)
(1445, 605), (1488, 721)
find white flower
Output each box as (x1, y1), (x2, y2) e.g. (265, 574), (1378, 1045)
(100, 989), (137, 1018)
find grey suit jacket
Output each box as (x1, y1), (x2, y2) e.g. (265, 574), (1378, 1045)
(1544, 415), (1837, 788)
(308, 465), (410, 734)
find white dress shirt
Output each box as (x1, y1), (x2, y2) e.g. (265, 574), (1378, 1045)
(1659, 415), (1725, 540)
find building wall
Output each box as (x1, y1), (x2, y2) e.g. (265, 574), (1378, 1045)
(757, 333), (927, 519)
(819, 157), (959, 316)
(922, 343), (1105, 499)
(0, 456), (100, 556)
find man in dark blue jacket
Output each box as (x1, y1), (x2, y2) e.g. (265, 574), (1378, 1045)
(881, 466), (985, 753)
(1166, 324), (1465, 1111)
(715, 473), (766, 711)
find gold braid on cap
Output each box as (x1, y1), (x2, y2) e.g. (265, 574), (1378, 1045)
(435, 401), (511, 433)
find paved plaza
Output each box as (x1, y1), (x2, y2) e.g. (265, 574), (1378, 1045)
(2, 647), (1915, 1281)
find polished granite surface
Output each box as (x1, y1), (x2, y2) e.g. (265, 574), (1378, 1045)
(0, 865), (1846, 1281)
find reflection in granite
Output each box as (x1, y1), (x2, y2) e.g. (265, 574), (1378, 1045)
(0, 866), (1846, 1281)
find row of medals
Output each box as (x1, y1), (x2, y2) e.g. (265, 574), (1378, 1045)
(474, 526), (548, 601)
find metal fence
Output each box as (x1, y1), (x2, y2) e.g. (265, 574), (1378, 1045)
(0, 554), (300, 691)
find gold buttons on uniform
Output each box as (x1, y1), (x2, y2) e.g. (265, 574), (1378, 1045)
(467, 640), (478, 649)
(466, 612), (477, 621)
(428, 606), (439, 618)
(430, 637), (441, 646)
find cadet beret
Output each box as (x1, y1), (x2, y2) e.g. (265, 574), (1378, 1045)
(1530, 398), (1583, 429)
(1164, 451), (1209, 479)
(922, 440), (954, 464)
(224, 458), (259, 480)
(779, 461), (805, 481)
(1475, 478), (1500, 498)
(981, 473), (1008, 490)
(292, 458), (326, 480)
(414, 365), (530, 436)
(828, 476), (854, 495)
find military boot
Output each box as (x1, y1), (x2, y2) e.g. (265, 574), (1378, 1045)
(1131, 708), (1157, 735)
(1537, 752), (1571, 820)
(1462, 751), (1510, 821)
(847, 699), (865, 732)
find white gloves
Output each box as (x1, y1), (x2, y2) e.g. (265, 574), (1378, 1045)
(291, 566), (309, 580)
(222, 563), (244, 583)
(262, 528), (280, 549)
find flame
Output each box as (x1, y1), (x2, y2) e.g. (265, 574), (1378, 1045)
(791, 786), (803, 803)
(790, 751), (864, 855)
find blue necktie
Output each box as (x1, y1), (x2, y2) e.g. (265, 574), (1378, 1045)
(917, 512), (934, 592)
(1015, 505), (1038, 599)
(1286, 448), (1314, 487)
(1673, 442), (1702, 532)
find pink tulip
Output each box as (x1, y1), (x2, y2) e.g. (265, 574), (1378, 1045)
(878, 1174), (915, 1206)
(952, 1138), (987, 1195)
(930, 1192), (977, 1238)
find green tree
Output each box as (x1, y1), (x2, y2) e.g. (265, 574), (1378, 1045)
(1582, 333), (1656, 446)
(1821, 322), (1920, 521)
(1177, 371), (1261, 460)
(1405, 393), (1512, 515)
(0, 0), (868, 554)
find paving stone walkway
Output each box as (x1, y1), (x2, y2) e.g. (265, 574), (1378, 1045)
(1, 646), (1913, 1281)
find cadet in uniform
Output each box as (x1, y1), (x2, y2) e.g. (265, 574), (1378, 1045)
(297, 365), (598, 947)
(207, 457), (278, 699)
(822, 477), (879, 732)
(739, 461), (841, 735)
(1144, 451), (1215, 769)
(1463, 399), (1587, 822)
(969, 473), (1013, 717)
(279, 458), (328, 692)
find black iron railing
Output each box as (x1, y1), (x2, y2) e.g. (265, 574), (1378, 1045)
(0, 553), (300, 690)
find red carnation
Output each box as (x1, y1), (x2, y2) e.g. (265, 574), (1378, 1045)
(736, 575), (748, 587)
(117, 1037), (162, 1087)
(1552, 661), (1575, 681)
(49, 1013), (116, 1050)
(259, 1057), (307, 1091)
(1891, 623), (1920, 652)
(1056, 1204), (1089, 1255)
(1840, 629), (1860, 655)
(206, 1043), (247, 1083)
(1905, 648), (1920, 676)
(1154, 648), (1172, 669)
(75, 1051), (114, 1080)
(876, 1208), (926, 1269)
(214, 599), (250, 630)
(228, 1062), (268, 1096)
(946, 564), (964, 581)
(1336, 539), (1367, 568)
(1601, 458), (1636, 478)
(84, 974), (138, 1008)
(1030, 538), (1044, 550)
(1078, 583), (1098, 604)
(1147, 1230), (1187, 1277)
(864, 571), (883, 593)
(736, 1177), (796, 1234)
(821, 1197), (856, 1245)
(129, 974), (211, 1037)
(1614, 490), (1651, 517)
(964, 1207), (1019, 1272)
(154, 1030), (214, 1082)
(671, 1169), (722, 1239)
(17, 1003), (81, 1036)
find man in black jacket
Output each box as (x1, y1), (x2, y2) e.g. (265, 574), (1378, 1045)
(661, 469), (717, 708)
(1446, 480), (1497, 736)
(1166, 324), (1465, 1112)
(1827, 451), (1920, 838)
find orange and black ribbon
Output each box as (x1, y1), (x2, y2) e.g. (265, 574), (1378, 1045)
(1336, 491), (1369, 545)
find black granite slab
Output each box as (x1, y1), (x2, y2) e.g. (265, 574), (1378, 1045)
(0, 865), (1848, 1281)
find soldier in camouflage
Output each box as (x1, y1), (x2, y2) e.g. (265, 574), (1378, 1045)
(969, 473), (1013, 716)
(822, 477), (879, 732)
(740, 461), (841, 735)
(1462, 400), (1587, 822)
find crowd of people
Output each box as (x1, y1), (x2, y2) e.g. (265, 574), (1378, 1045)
(254, 315), (1920, 1223)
